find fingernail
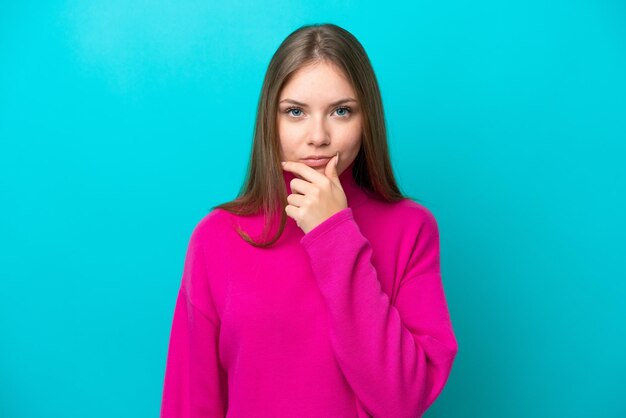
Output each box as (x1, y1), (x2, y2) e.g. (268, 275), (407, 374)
(335, 152), (339, 168)
(281, 161), (286, 166)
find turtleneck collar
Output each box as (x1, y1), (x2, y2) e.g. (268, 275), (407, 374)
(281, 159), (369, 210)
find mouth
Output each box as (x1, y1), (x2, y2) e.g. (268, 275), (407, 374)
(300, 157), (331, 167)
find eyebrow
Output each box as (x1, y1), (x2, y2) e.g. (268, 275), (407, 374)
(279, 98), (358, 108)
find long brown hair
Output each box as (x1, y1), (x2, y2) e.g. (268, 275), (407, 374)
(212, 23), (414, 248)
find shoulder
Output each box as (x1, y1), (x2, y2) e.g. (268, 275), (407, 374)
(395, 199), (439, 231)
(392, 199), (440, 245)
(353, 198), (440, 250)
(187, 208), (238, 248)
(366, 197), (439, 232)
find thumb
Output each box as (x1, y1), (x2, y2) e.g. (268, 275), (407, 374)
(325, 151), (340, 181)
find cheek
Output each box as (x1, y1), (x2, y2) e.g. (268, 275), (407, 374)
(342, 117), (363, 137)
(345, 121), (363, 156)
(277, 117), (298, 138)
(278, 124), (307, 151)
(277, 121), (301, 157)
(335, 120), (362, 142)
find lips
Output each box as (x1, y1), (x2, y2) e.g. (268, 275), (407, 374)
(300, 157), (331, 167)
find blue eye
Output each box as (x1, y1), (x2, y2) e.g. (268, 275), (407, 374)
(335, 106), (351, 117)
(286, 107), (303, 117)
(284, 106), (352, 118)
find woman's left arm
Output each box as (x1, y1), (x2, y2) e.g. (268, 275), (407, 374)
(300, 206), (458, 418)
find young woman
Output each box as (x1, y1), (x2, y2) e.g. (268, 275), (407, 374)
(160, 23), (458, 418)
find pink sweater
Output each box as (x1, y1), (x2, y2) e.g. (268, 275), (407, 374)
(160, 161), (458, 417)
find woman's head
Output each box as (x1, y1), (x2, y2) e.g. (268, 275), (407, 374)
(277, 59), (362, 176)
(262, 23), (388, 180)
(213, 23), (409, 247)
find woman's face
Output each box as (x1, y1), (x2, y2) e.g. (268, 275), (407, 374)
(277, 60), (362, 176)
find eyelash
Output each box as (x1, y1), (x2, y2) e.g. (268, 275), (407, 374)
(284, 106), (352, 118)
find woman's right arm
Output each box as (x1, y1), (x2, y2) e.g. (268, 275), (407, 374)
(160, 230), (228, 417)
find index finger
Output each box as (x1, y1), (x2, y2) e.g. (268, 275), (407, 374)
(281, 160), (328, 184)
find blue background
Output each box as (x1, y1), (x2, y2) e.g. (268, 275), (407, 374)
(1, 1), (625, 417)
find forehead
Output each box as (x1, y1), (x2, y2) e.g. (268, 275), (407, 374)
(279, 61), (355, 101)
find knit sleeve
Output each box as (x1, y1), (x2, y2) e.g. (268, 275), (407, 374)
(160, 228), (228, 417)
(299, 207), (458, 418)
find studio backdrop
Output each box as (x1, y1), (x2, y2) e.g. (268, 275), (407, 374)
(1, 1), (624, 417)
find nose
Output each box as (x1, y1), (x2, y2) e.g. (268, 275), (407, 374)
(307, 114), (330, 146)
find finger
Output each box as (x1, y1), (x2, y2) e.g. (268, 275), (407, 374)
(288, 177), (316, 196)
(324, 151), (339, 180)
(282, 161), (328, 184)
(286, 193), (306, 208)
(284, 204), (300, 223)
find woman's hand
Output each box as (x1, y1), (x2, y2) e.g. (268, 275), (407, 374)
(281, 152), (347, 234)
